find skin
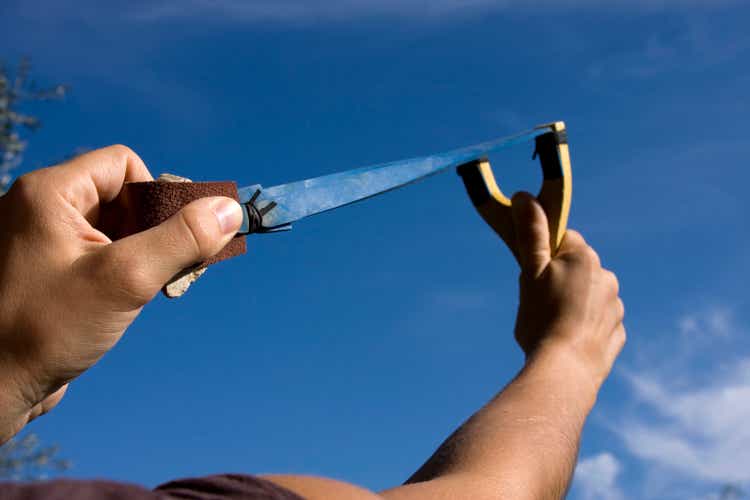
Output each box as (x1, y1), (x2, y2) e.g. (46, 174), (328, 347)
(0, 146), (624, 499)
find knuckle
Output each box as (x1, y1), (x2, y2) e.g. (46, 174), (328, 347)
(116, 268), (155, 306)
(4, 169), (66, 234)
(175, 210), (206, 258)
(82, 250), (152, 306)
(6, 171), (55, 220)
(584, 247), (601, 267)
(175, 206), (218, 260)
(104, 144), (143, 169)
(567, 249), (596, 272)
(106, 143), (138, 160)
(559, 230), (583, 252)
(617, 326), (627, 347)
(605, 270), (620, 295)
(565, 230), (584, 244)
(9, 172), (41, 203)
(558, 232), (598, 266)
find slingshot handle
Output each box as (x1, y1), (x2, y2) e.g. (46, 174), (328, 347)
(457, 121), (572, 262)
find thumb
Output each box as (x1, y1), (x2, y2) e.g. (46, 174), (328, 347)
(511, 192), (551, 278)
(91, 196), (243, 305)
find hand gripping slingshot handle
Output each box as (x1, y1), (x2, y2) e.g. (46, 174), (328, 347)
(109, 177), (247, 298)
(457, 121), (572, 262)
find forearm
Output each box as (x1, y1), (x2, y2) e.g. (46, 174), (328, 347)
(390, 345), (598, 500)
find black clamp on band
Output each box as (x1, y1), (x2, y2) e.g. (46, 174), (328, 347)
(239, 189), (277, 235)
(533, 131), (566, 181)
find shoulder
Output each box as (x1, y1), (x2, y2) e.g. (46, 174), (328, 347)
(261, 474), (383, 500)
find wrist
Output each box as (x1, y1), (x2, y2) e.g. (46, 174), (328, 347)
(0, 359), (44, 444)
(0, 387), (32, 445)
(523, 341), (602, 414)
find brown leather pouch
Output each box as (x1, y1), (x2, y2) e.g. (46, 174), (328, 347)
(108, 175), (247, 297)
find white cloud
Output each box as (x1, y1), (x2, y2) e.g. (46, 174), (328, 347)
(593, 305), (750, 498)
(574, 452), (625, 500)
(619, 360), (750, 483)
(139, 0), (744, 22)
(131, 0), (501, 22)
(614, 303), (750, 489)
(679, 306), (736, 339)
(585, 23), (750, 83)
(10, 0), (742, 26)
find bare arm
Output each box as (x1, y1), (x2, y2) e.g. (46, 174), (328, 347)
(264, 348), (605, 500)
(380, 194), (625, 500)
(262, 194), (625, 500)
(384, 348), (599, 500)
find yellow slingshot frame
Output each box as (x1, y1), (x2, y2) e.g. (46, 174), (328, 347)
(457, 121), (572, 261)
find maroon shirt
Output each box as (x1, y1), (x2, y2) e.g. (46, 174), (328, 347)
(0, 474), (304, 499)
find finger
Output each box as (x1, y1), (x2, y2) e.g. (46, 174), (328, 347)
(607, 323), (627, 366)
(603, 270), (620, 297)
(603, 296), (625, 335)
(57, 145), (153, 221)
(511, 192), (551, 278)
(86, 196), (243, 306)
(557, 230), (588, 254)
(580, 246), (602, 269)
(555, 231), (603, 272)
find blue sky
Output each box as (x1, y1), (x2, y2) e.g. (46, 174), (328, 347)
(2, 1), (749, 498)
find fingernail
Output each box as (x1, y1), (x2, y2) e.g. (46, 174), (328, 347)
(212, 198), (243, 234)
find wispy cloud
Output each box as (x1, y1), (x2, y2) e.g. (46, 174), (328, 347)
(585, 23), (750, 83)
(131, 0), (745, 23)
(678, 306), (736, 340)
(619, 360), (750, 483)
(130, 0), (501, 22)
(609, 305), (750, 495)
(7, 0), (747, 26)
(574, 452), (626, 500)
